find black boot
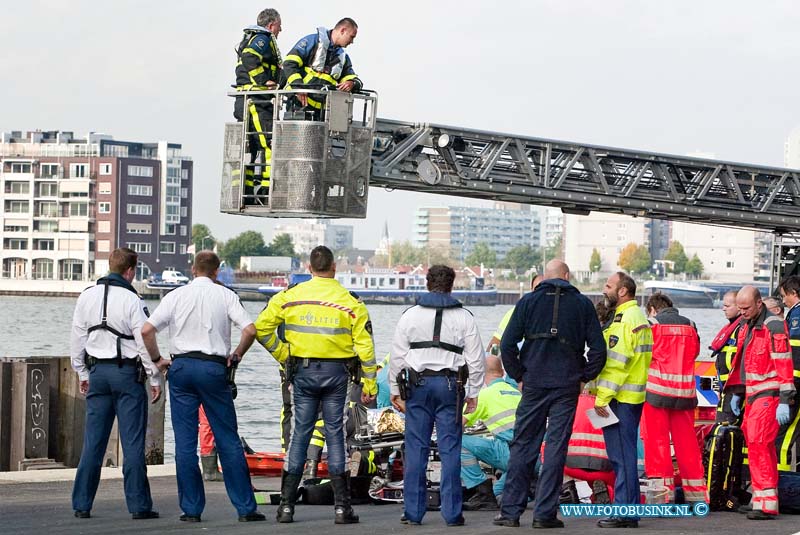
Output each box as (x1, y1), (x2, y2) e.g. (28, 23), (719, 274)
(276, 471), (302, 523)
(331, 473), (359, 524)
(463, 480), (499, 511)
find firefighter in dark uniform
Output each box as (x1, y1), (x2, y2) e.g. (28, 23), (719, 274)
(233, 8), (282, 205)
(778, 276), (800, 471)
(282, 18), (362, 116)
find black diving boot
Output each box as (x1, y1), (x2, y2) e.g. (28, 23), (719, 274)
(276, 470), (302, 523)
(331, 473), (359, 524)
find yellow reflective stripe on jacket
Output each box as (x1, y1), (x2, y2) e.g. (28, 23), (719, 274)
(242, 47), (263, 60)
(285, 54), (304, 67)
(790, 339), (800, 347)
(303, 66), (339, 86)
(284, 72), (302, 89)
(339, 74), (358, 83)
(595, 300), (652, 405)
(254, 277), (377, 394)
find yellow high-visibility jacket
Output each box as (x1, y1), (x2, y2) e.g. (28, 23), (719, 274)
(255, 276), (377, 395)
(595, 299), (653, 406)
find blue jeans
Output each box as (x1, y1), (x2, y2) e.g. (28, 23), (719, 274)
(286, 360), (349, 475)
(72, 363), (153, 513)
(404, 375), (463, 525)
(602, 400), (643, 518)
(168, 357), (256, 517)
(461, 434), (509, 495)
(501, 385), (579, 522)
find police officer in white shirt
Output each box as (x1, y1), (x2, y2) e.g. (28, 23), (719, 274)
(70, 247), (162, 520)
(140, 251), (265, 523)
(389, 265), (486, 527)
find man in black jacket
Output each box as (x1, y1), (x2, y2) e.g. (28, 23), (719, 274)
(494, 260), (606, 529)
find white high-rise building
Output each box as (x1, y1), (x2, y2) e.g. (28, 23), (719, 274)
(784, 126), (800, 168)
(541, 207), (564, 248)
(564, 212), (649, 277)
(273, 219), (353, 255)
(670, 222), (755, 282)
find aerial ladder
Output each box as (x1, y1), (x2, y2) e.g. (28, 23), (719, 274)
(221, 89), (800, 286)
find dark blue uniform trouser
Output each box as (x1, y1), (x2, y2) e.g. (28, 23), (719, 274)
(602, 400), (643, 518)
(168, 357), (256, 517)
(286, 360), (349, 475)
(404, 375), (463, 525)
(72, 364), (153, 513)
(501, 385), (579, 522)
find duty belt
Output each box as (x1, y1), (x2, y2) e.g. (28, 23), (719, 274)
(172, 351), (228, 366)
(85, 355), (138, 368)
(418, 368), (457, 377)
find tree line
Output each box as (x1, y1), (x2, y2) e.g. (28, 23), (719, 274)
(192, 224), (295, 269)
(589, 240), (704, 278)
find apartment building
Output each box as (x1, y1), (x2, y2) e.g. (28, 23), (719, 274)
(413, 202), (540, 262)
(0, 130), (192, 286)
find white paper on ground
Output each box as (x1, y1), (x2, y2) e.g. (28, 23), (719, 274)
(586, 406), (619, 429)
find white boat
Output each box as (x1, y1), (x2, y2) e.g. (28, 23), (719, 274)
(643, 281), (717, 308)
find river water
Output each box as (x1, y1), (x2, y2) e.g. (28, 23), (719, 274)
(0, 295), (726, 461)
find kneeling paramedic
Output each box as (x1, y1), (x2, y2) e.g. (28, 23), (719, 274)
(461, 356), (521, 510)
(255, 245), (377, 524)
(390, 264), (486, 526)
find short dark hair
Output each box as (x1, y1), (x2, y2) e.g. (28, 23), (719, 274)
(595, 301), (614, 324)
(427, 265), (455, 293)
(616, 271), (637, 297)
(310, 245), (334, 273)
(257, 8), (280, 27)
(109, 247), (138, 274)
(194, 251), (221, 276)
(646, 292), (673, 313)
(779, 275), (800, 297)
(334, 17), (358, 30)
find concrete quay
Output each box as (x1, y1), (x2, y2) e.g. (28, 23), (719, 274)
(1, 467), (797, 535)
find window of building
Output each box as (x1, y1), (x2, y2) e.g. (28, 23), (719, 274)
(179, 244), (187, 254)
(181, 169), (189, 180)
(98, 182), (112, 195)
(351, 277), (357, 285)
(181, 187), (188, 198)
(32, 258), (54, 280)
(4, 238), (28, 250)
(5, 181), (30, 194)
(127, 165), (154, 177)
(127, 223), (152, 234)
(40, 163), (59, 178)
(33, 239), (54, 251)
(34, 220), (58, 232)
(179, 225), (187, 236)
(10, 162), (32, 173)
(98, 220), (111, 233)
(127, 242), (152, 254)
(98, 202), (111, 214)
(165, 224), (176, 235)
(69, 202), (89, 216)
(160, 242), (176, 254)
(37, 182), (58, 197)
(98, 240), (111, 252)
(4, 225), (28, 232)
(726, 261), (734, 269)
(70, 163), (88, 178)
(5, 200), (29, 214)
(127, 203), (153, 216)
(128, 184), (153, 196)
(99, 163), (112, 175)
(38, 201), (58, 217)
(180, 206), (188, 217)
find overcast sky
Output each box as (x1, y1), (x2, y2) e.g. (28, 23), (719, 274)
(3, 1), (799, 248)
